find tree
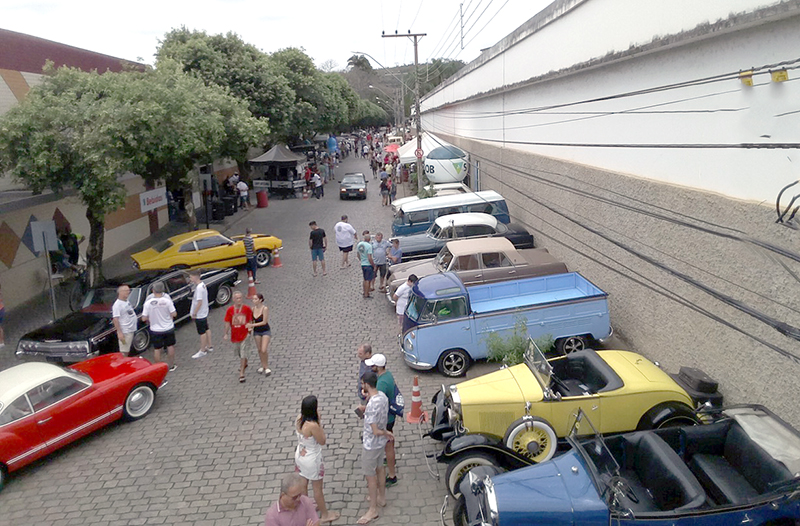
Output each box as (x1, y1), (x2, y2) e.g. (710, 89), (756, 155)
(319, 59), (339, 72)
(0, 66), (130, 286)
(347, 54), (373, 72)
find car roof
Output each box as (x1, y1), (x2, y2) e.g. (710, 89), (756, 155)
(412, 272), (466, 299)
(166, 229), (222, 244)
(445, 237), (514, 255)
(0, 363), (71, 408)
(399, 190), (503, 213)
(434, 213), (498, 229)
(344, 172), (365, 177)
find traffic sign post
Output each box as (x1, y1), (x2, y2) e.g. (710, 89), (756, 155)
(415, 148), (424, 159)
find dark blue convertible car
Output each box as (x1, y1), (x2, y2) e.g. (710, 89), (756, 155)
(455, 406), (800, 526)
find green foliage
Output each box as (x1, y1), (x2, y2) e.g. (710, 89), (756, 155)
(486, 319), (555, 366)
(347, 54), (373, 72)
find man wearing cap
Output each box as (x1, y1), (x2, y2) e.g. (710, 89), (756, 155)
(367, 353), (399, 487)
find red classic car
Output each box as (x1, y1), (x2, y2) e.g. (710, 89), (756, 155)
(0, 353), (168, 491)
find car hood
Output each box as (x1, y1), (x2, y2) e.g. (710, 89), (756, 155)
(340, 182), (366, 189)
(71, 354), (168, 384)
(391, 259), (438, 283)
(394, 232), (437, 253)
(490, 449), (607, 526)
(456, 364), (543, 407)
(21, 311), (111, 342)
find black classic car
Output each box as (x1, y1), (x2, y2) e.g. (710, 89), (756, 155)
(16, 268), (239, 362)
(393, 213), (535, 260)
(339, 172), (368, 199)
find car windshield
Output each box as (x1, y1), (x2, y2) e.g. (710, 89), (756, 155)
(569, 410), (621, 503)
(435, 247), (454, 271)
(406, 293), (427, 321)
(342, 176), (362, 184)
(523, 338), (554, 390)
(428, 223), (441, 238)
(80, 287), (140, 313)
(151, 239), (173, 253)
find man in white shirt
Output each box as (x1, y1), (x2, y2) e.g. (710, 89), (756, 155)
(334, 215), (358, 269)
(189, 270), (214, 359)
(358, 370), (393, 525)
(393, 274), (418, 336)
(236, 180), (249, 210)
(112, 285), (138, 355)
(142, 281), (178, 371)
(311, 171), (322, 200)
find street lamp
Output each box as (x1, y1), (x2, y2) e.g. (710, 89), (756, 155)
(370, 85), (400, 129)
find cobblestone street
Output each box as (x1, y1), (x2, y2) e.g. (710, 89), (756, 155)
(0, 155), (467, 526)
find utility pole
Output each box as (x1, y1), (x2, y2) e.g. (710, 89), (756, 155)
(383, 31), (426, 193)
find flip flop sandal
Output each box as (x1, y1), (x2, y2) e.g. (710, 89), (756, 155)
(239, 376), (246, 383)
(263, 369), (272, 377)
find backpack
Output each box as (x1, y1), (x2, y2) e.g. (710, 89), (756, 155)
(388, 383), (404, 417)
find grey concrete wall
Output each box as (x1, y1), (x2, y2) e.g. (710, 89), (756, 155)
(448, 135), (800, 426)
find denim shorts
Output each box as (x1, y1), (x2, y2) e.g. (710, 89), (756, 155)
(362, 265), (375, 281)
(311, 248), (324, 261)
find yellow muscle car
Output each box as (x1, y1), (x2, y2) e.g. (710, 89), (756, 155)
(131, 229), (282, 270)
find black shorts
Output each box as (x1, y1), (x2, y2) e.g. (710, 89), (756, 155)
(387, 420), (395, 432)
(339, 245), (353, 253)
(150, 329), (176, 349)
(362, 265), (375, 281)
(195, 317), (209, 335)
(376, 264), (388, 278)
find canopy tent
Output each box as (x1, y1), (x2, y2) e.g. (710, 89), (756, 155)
(249, 144), (306, 164)
(397, 133), (461, 164)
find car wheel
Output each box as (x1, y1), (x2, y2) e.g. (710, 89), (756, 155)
(255, 250), (272, 268)
(452, 495), (469, 526)
(555, 335), (586, 354)
(123, 383), (156, 421)
(437, 349), (471, 377)
(68, 281), (85, 312)
(131, 329), (150, 354)
(215, 284), (233, 306)
(637, 402), (699, 431)
(445, 452), (496, 498)
(0, 464), (6, 493)
(504, 416), (558, 463)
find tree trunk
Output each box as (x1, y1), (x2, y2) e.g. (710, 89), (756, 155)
(85, 207), (105, 288)
(183, 187), (198, 230)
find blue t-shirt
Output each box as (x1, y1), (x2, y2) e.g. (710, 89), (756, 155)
(357, 241), (373, 266)
(389, 246), (402, 264)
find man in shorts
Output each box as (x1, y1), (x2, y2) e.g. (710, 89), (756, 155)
(356, 232), (375, 299)
(190, 270), (213, 359)
(309, 221), (327, 276)
(334, 215), (357, 268)
(370, 232), (391, 293)
(142, 281), (177, 371)
(359, 371), (393, 525)
(224, 291), (253, 383)
(112, 285), (137, 355)
(368, 354), (399, 486)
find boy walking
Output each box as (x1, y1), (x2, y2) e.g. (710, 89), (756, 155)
(190, 270), (214, 359)
(309, 221), (327, 276)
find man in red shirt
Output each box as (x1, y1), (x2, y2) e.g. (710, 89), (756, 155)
(224, 291), (254, 383)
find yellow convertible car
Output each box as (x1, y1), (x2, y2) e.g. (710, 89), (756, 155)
(131, 229), (282, 270)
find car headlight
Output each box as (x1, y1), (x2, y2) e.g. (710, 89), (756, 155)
(403, 331), (415, 351)
(340, 188), (347, 192)
(447, 385), (462, 424)
(358, 188), (364, 192)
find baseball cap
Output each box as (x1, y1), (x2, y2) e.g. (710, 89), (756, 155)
(365, 354), (386, 367)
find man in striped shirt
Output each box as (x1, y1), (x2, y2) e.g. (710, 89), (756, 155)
(243, 228), (260, 284)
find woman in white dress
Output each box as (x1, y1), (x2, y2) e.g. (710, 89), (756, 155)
(295, 395), (340, 523)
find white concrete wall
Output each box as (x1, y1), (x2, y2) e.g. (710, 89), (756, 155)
(421, 0), (800, 203)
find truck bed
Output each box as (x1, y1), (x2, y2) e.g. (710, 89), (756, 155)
(468, 272), (606, 314)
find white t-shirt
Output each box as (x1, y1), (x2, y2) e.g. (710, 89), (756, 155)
(192, 282), (209, 319)
(312, 173), (322, 187)
(142, 294), (176, 332)
(334, 221), (356, 248)
(237, 181), (248, 196)
(112, 298), (137, 334)
(395, 282), (413, 315)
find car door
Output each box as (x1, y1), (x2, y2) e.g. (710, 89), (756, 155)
(26, 375), (111, 456)
(194, 235), (242, 268)
(480, 252), (519, 283)
(0, 395), (48, 471)
(175, 241), (200, 267)
(451, 254), (484, 285)
(164, 271), (192, 320)
(430, 297), (473, 353)
(547, 395), (601, 437)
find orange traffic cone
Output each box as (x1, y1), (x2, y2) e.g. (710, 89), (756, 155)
(246, 270), (258, 299)
(405, 376), (429, 424)
(302, 187), (309, 199)
(271, 250), (283, 268)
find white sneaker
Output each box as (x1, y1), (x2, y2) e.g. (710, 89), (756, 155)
(257, 367), (264, 374)
(192, 350), (207, 359)
(206, 347), (214, 353)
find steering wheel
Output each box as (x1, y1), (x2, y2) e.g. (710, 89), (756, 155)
(609, 476), (639, 503)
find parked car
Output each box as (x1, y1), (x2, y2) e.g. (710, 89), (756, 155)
(0, 354), (168, 492)
(392, 191), (509, 237)
(131, 229), (282, 270)
(386, 238), (567, 302)
(390, 182), (472, 213)
(16, 268), (238, 362)
(454, 406), (800, 526)
(401, 272), (611, 376)
(392, 213), (534, 260)
(429, 339), (721, 495)
(339, 172), (368, 200)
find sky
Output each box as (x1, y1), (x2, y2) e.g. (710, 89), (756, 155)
(2, 0), (553, 69)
